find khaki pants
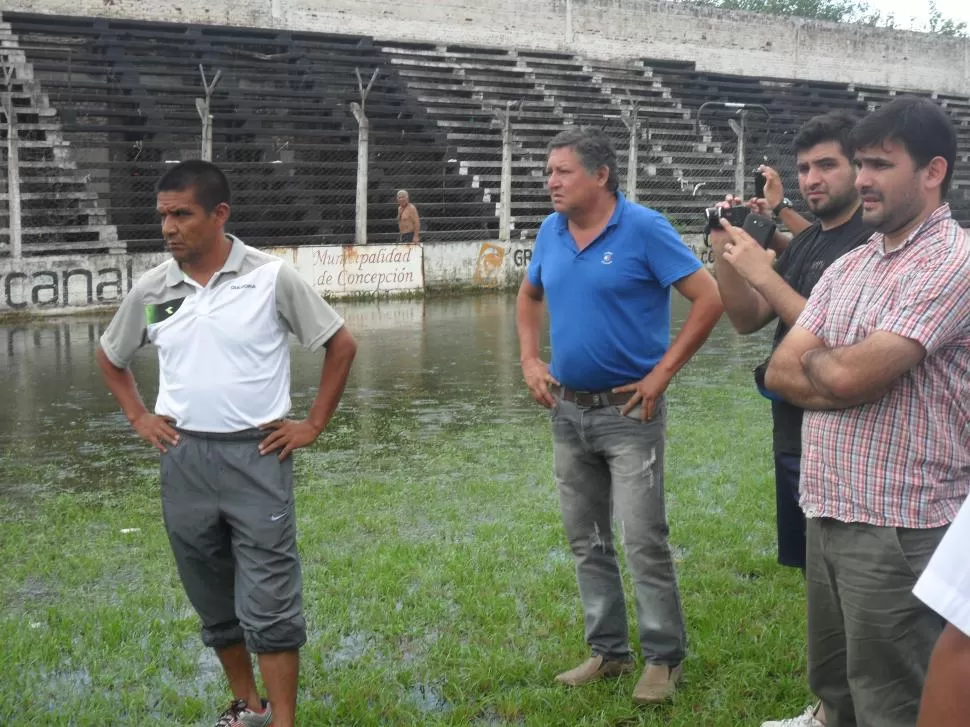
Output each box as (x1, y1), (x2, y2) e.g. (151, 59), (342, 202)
(806, 517), (947, 727)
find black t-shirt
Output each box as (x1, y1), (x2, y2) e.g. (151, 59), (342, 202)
(770, 207), (871, 455)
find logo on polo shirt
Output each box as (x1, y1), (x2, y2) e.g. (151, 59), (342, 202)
(230, 284), (256, 290)
(145, 297), (186, 325)
(601, 251), (614, 265)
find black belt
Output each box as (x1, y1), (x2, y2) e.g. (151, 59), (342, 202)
(552, 385), (635, 409)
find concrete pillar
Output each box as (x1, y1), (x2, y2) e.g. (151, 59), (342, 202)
(3, 92), (22, 258)
(499, 110), (512, 242)
(351, 101), (369, 245)
(624, 105), (639, 203)
(729, 111), (747, 197)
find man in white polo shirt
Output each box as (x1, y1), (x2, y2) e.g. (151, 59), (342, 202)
(914, 496), (970, 726)
(96, 160), (357, 727)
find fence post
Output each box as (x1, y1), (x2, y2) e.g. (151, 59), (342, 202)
(2, 64), (22, 258)
(621, 99), (639, 203)
(728, 109), (747, 197)
(499, 102), (512, 242)
(196, 65), (222, 162)
(351, 67), (379, 245)
(493, 100), (521, 242)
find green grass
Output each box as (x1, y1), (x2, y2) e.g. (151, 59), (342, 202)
(1, 376), (812, 726)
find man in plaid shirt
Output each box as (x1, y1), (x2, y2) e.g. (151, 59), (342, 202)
(765, 95), (970, 727)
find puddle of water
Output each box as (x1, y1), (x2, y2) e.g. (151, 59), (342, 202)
(407, 682), (451, 715)
(37, 667), (92, 709)
(543, 547), (572, 571)
(1, 297), (772, 504)
(195, 646), (224, 689)
(326, 630), (374, 669)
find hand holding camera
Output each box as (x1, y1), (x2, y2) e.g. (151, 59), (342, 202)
(705, 196), (743, 255)
(756, 165), (785, 212)
(704, 202), (776, 249)
(717, 217), (777, 286)
(704, 167), (779, 251)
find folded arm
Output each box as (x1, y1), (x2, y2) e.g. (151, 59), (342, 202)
(766, 326), (925, 410)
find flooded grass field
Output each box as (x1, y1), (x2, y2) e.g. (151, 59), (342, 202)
(0, 295), (812, 726)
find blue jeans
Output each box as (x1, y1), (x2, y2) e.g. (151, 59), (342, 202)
(774, 452), (807, 570)
(551, 396), (686, 665)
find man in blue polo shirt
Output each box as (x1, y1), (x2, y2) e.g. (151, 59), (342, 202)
(516, 127), (722, 704)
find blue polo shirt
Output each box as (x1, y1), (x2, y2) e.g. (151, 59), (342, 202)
(527, 192), (701, 391)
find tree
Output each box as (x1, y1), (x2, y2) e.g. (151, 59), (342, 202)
(686, 0), (966, 36)
(686, 0), (871, 24)
(927, 0), (968, 36)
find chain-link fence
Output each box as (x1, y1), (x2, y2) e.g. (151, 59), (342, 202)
(0, 12), (514, 258)
(0, 22), (816, 261)
(6, 11), (970, 260)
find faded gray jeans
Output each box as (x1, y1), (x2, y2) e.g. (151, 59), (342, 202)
(551, 395), (686, 665)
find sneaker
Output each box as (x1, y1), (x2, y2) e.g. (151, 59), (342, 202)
(761, 703), (824, 727)
(632, 663), (682, 704)
(214, 698), (273, 727)
(554, 654), (635, 686)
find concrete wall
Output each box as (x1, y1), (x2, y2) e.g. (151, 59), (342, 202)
(7, 0), (968, 94)
(424, 241), (536, 291)
(0, 236), (713, 316)
(0, 252), (168, 314)
(0, 242), (525, 316)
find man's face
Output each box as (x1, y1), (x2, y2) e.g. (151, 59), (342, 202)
(157, 187), (227, 265)
(397, 193), (408, 207)
(795, 140), (857, 221)
(546, 146), (605, 214)
(854, 139), (930, 235)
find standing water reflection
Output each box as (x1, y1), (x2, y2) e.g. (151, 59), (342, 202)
(0, 294), (771, 498)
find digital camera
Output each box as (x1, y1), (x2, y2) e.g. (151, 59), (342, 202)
(703, 204), (750, 231)
(703, 206), (777, 248)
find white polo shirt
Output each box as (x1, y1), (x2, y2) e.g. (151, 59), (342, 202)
(914, 494), (970, 636)
(100, 235), (344, 433)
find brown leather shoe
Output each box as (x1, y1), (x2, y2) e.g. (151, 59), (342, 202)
(632, 663), (682, 703)
(554, 655), (635, 686)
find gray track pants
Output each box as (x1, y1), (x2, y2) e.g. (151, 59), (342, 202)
(160, 428), (307, 653)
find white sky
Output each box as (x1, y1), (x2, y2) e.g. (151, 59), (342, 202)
(865, 0), (970, 31)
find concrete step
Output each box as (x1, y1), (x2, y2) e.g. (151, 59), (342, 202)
(1, 224), (118, 236)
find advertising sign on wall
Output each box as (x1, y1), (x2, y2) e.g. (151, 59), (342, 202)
(270, 244), (424, 296)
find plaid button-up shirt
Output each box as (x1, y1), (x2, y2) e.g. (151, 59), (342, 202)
(796, 204), (970, 527)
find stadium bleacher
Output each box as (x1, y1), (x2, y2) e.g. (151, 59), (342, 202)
(1, 10), (967, 255)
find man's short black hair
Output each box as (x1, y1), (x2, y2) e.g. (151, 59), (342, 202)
(547, 127), (620, 193)
(850, 96), (957, 198)
(156, 160), (231, 213)
(792, 110), (858, 160)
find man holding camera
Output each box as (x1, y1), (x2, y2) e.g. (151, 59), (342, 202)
(712, 110), (871, 727)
